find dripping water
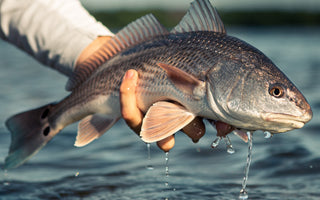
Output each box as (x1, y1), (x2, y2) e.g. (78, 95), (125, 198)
(164, 152), (170, 187)
(163, 152), (173, 200)
(3, 170), (10, 186)
(224, 136), (235, 154)
(146, 143), (154, 170)
(239, 131), (253, 200)
(211, 137), (221, 148)
(211, 136), (235, 154)
(264, 131), (273, 139)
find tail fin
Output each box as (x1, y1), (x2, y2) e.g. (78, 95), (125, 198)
(4, 104), (59, 169)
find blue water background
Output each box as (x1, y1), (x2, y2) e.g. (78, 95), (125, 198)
(0, 27), (320, 200)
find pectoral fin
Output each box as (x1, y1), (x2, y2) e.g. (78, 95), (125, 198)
(157, 63), (205, 99)
(140, 101), (195, 143)
(75, 115), (119, 147)
(233, 129), (248, 143)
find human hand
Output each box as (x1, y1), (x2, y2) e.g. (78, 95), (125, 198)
(76, 36), (113, 66)
(120, 70), (206, 152)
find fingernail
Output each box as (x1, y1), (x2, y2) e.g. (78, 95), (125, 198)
(125, 70), (134, 79)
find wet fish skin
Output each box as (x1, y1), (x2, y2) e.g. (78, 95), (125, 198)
(204, 41), (312, 132)
(52, 30), (311, 140)
(94, 30), (312, 131)
(3, 0), (312, 169)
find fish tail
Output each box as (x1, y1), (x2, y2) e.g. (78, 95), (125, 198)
(4, 103), (59, 169)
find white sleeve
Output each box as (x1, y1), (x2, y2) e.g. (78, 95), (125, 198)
(0, 0), (114, 77)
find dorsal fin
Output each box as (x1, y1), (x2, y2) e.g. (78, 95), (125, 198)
(171, 0), (226, 34)
(66, 14), (169, 91)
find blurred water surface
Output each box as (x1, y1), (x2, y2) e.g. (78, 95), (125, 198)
(0, 27), (319, 200)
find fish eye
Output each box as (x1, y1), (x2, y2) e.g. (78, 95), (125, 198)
(269, 85), (284, 98)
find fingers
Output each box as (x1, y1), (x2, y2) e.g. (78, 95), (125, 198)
(120, 70), (144, 134)
(157, 135), (175, 152)
(119, 69), (205, 152)
(182, 117), (205, 143)
(157, 117), (205, 152)
(76, 36), (112, 66)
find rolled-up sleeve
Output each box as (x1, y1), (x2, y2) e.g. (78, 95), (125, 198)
(0, 0), (113, 76)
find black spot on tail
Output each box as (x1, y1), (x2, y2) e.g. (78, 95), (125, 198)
(43, 126), (50, 136)
(41, 108), (50, 119)
(4, 103), (58, 169)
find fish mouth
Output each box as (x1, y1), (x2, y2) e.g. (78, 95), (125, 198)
(261, 110), (312, 131)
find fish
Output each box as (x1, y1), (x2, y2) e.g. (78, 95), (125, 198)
(4, 0), (312, 169)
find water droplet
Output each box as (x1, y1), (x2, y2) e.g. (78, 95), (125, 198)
(146, 165), (154, 170)
(264, 131), (273, 139)
(239, 189), (248, 200)
(146, 143), (154, 170)
(3, 170), (10, 186)
(162, 152), (176, 199)
(3, 182), (10, 186)
(239, 131), (253, 200)
(164, 152), (170, 187)
(224, 136), (235, 154)
(227, 146), (235, 154)
(211, 137), (221, 148)
(165, 152), (169, 177)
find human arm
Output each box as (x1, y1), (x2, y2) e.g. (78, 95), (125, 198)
(0, 0), (205, 151)
(0, 0), (113, 76)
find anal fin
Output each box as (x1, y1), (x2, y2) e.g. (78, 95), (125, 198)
(75, 115), (119, 147)
(140, 101), (195, 143)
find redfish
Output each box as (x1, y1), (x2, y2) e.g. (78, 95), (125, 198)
(4, 0), (312, 169)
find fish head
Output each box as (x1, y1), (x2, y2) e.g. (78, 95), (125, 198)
(206, 50), (312, 134)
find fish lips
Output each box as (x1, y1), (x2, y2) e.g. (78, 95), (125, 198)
(261, 109), (313, 133)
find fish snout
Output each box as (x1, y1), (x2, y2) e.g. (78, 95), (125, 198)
(300, 106), (313, 124)
(261, 109), (312, 132)
(290, 107), (312, 129)
(291, 89), (313, 124)
(295, 94), (313, 124)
